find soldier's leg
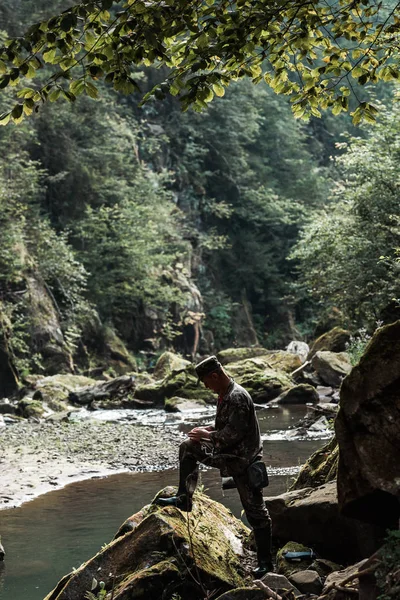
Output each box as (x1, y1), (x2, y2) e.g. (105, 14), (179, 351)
(156, 439), (211, 510)
(234, 474), (273, 576)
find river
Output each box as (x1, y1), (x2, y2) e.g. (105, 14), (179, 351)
(0, 404), (332, 600)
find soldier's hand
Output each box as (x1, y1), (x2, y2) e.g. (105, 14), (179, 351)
(188, 427), (211, 442)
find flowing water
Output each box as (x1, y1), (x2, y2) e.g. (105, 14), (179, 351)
(0, 404), (332, 600)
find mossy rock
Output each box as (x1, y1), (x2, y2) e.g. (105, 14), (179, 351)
(33, 374), (97, 404)
(311, 351), (352, 387)
(277, 384), (319, 404)
(44, 489), (249, 600)
(276, 542), (315, 577)
(18, 398), (45, 419)
(217, 347), (268, 365)
(164, 396), (207, 412)
(226, 358), (294, 402)
(290, 436), (338, 490)
(309, 558), (343, 578)
(308, 327), (351, 360)
(102, 326), (137, 374)
(135, 367), (215, 404)
(153, 351), (191, 380)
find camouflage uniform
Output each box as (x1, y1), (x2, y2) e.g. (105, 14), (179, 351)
(178, 379), (271, 531)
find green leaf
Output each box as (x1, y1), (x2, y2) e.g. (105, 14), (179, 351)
(11, 103), (24, 123)
(212, 82), (225, 97)
(0, 112), (11, 126)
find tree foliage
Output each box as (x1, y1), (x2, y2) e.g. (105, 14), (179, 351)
(1, 0), (400, 124)
(291, 98), (400, 329)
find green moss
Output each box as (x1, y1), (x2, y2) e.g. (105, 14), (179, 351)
(153, 351), (190, 380)
(308, 327), (351, 359)
(18, 399), (45, 419)
(276, 541), (314, 577)
(217, 347), (268, 365)
(290, 436), (338, 490)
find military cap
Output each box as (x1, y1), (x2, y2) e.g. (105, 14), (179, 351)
(195, 355), (222, 379)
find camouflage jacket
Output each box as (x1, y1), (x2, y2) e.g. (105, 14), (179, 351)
(209, 379), (262, 474)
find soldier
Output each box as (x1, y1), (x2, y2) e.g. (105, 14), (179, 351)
(156, 355), (273, 577)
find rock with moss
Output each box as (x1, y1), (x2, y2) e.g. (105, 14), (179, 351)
(276, 541), (316, 577)
(290, 436), (339, 490)
(311, 351), (352, 387)
(225, 357), (294, 402)
(135, 366), (215, 405)
(17, 398), (45, 419)
(308, 327), (351, 360)
(164, 396), (207, 413)
(26, 275), (73, 374)
(44, 488), (250, 600)
(277, 384), (319, 405)
(33, 374), (97, 405)
(217, 347), (267, 365)
(101, 326), (137, 375)
(153, 351), (191, 380)
(335, 320), (400, 529)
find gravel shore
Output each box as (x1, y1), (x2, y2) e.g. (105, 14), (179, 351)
(0, 419), (185, 510)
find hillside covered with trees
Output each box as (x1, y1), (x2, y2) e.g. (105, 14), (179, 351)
(0, 0), (399, 391)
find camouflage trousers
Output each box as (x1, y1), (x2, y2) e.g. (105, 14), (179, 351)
(178, 438), (271, 532)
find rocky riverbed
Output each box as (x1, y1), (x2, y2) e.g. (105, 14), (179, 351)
(0, 419), (185, 510)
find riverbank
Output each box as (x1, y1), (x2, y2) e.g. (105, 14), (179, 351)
(0, 419), (184, 510)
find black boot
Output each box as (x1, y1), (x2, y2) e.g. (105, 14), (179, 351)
(252, 527), (274, 578)
(155, 456), (198, 512)
(156, 494), (192, 512)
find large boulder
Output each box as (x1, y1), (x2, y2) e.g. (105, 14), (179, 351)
(277, 384), (319, 405)
(32, 374), (97, 405)
(226, 355), (296, 402)
(335, 320), (400, 529)
(101, 326), (137, 375)
(308, 327), (351, 360)
(135, 366), (215, 404)
(264, 481), (385, 563)
(311, 351), (352, 387)
(153, 351), (191, 380)
(217, 347), (267, 365)
(44, 489), (250, 600)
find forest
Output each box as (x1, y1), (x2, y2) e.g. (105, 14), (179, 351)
(1, 1), (399, 387)
(0, 3), (400, 600)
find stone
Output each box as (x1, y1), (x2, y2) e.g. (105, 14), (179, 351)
(26, 274), (73, 374)
(321, 560), (367, 600)
(316, 386), (333, 397)
(101, 326), (137, 375)
(34, 374), (97, 405)
(135, 366), (215, 404)
(17, 398), (45, 419)
(164, 396), (207, 412)
(289, 570), (323, 595)
(258, 572), (302, 597)
(308, 416), (330, 432)
(44, 489), (249, 600)
(290, 436), (338, 490)
(308, 327), (351, 360)
(0, 400), (16, 415)
(311, 351), (352, 387)
(217, 347), (268, 365)
(286, 341), (310, 364)
(335, 320), (400, 529)
(265, 481), (386, 563)
(0, 415), (5, 427)
(276, 541), (315, 577)
(277, 384), (319, 405)
(153, 351), (190, 380)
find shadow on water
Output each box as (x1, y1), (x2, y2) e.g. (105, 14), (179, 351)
(0, 404), (330, 600)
